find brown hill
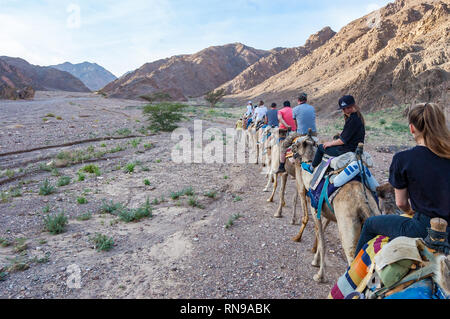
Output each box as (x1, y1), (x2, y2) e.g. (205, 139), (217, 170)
(101, 43), (272, 100)
(0, 59), (35, 99)
(0, 56), (91, 95)
(225, 0), (449, 114)
(218, 27), (336, 94)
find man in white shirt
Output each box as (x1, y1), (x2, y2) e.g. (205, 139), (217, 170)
(253, 100), (268, 124)
(245, 101), (253, 117)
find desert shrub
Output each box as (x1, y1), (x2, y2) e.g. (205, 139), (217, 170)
(0, 238), (11, 247)
(143, 179), (151, 186)
(77, 212), (92, 221)
(77, 196), (88, 204)
(81, 164), (101, 176)
(10, 188), (22, 198)
(43, 212), (68, 235)
(117, 199), (152, 222)
(205, 88), (225, 108)
(77, 172), (86, 181)
(130, 138), (141, 148)
(139, 92), (172, 103)
(225, 213), (242, 229)
(13, 238), (28, 253)
(57, 176), (71, 187)
(39, 179), (55, 196)
(188, 196), (204, 209)
(205, 190), (217, 198)
(91, 233), (114, 252)
(6, 256), (29, 272)
(115, 128), (132, 136)
(142, 102), (187, 132)
(183, 186), (195, 196)
(124, 163), (135, 174)
(100, 200), (124, 214)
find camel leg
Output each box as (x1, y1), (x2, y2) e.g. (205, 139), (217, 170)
(290, 191), (298, 225)
(263, 173), (273, 192)
(311, 218), (330, 253)
(334, 211), (362, 265)
(292, 169), (310, 242)
(267, 173), (278, 202)
(274, 173), (288, 218)
(311, 208), (326, 283)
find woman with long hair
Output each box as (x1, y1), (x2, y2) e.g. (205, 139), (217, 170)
(354, 102), (450, 255)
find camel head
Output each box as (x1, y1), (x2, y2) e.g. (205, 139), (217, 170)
(376, 183), (397, 215)
(291, 130), (318, 163)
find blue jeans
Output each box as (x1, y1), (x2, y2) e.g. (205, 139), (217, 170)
(354, 212), (435, 257)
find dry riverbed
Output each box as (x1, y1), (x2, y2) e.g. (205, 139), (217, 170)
(0, 91), (414, 298)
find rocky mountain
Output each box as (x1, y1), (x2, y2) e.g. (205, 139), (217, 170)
(0, 58), (35, 99)
(101, 43), (272, 100)
(0, 56), (90, 95)
(225, 0), (449, 114)
(50, 61), (117, 91)
(218, 27), (336, 95)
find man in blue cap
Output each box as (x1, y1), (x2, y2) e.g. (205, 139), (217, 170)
(307, 95), (366, 171)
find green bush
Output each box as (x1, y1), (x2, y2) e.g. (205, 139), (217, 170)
(77, 196), (88, 204)
(81, 164), (101, 176)
(142, 102), (187, 132)
(205, 190), (217, 198)
(91, 233), (114, 251)
(39, 179), (55, 196)
(43, 212), (68, 235)
(117, 199), (152, 222)
(124, 163), (135, 174)
(100, 200), (124, 214)
(57, 176), (71, 187)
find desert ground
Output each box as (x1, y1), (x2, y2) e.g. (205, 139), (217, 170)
(0, 91), (415, 299)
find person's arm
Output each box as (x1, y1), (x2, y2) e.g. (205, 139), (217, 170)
(323, 138), (344, 149)
(394, 188), (414, 215)
(278, 112), (290, 129)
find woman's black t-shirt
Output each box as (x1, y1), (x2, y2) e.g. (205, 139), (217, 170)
(389, 145), (450, 222)
(339, 112), (365, 152)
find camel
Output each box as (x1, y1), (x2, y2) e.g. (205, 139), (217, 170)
(261, 126), (279, 192)
(290, 140), (381, 282)
(269, 132), (318, 225)
(245, 122), (261, 165)
(265, 129), (304, 225)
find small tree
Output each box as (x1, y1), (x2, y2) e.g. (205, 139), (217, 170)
(143, 102), (187, 132)
(205, 88), (225, 108)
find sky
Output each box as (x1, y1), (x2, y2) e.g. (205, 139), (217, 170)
(0, 0), (393, 77)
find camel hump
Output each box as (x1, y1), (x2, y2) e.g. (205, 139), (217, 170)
(430, 218), (448, 233)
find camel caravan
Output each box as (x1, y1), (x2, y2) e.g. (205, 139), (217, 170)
(237, 96), (450, 299)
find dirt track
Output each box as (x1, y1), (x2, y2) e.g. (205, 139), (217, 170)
(0, 92), (413, 299)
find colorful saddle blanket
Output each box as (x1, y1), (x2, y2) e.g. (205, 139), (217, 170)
(329, 235), (390, 299)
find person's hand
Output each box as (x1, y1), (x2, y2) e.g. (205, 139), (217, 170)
(323, 141), (333, 149)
